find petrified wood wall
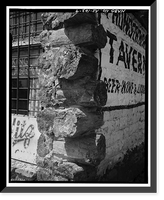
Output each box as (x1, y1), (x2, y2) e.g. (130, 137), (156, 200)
(36, 12), (107, 181)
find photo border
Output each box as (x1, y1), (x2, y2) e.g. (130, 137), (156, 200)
(2, 2), (156, 193)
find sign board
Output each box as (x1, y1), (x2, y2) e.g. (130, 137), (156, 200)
(12, 35), (40, 47)
(11, 114), (41, 164)
(100, 13), (146, 106)
(12, 66), (39, 78)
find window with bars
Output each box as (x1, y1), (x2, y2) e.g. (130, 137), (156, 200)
(10, 11), (43, 42)
(10, 11), (43, 117)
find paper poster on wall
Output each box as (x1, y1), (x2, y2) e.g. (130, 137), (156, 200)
(11, 115), (41, 164)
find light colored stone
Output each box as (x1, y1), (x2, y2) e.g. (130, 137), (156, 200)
(37, 106), (104, 138)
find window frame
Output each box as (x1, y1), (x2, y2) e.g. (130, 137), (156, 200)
(10, 11), (43, 116)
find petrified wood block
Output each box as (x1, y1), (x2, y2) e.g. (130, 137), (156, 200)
(36, 133), (105, 166)
(37, 74), (107, 108)
(36, 161), (97, 181)
(37, 106), (103, 138)
(40, 24), (107, 49)
(38, 44), (98, 80)
(37, 75), (97, 108)
(57, 78), (107, 107)
(52, 133), (106, 166)
(41, 12), (97, 30)
(58, 77), (98, 107)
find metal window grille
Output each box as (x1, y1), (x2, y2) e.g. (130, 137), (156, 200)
(10, 11), (43, 117)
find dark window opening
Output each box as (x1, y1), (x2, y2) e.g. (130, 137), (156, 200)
(10, 11), (43, 43)
(10, 11), (43, 116)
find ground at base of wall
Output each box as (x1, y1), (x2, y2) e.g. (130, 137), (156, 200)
(10, 142), (147, 183)
(10, 170), (146, 183)
(133, 170), (146, 183)
(97, 164), (146, 183)
(97, 142), (147, 183)
(10, 166), (146, 183)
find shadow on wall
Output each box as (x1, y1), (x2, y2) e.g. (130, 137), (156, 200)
(98, 142), (147, 183)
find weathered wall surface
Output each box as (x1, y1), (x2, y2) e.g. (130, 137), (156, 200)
(96, 105), (145, 177)
(11, 11), (147, 183)
(95, 12), (146, 180)
(100, 13), (145, 106)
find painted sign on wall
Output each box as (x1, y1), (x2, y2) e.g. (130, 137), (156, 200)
(11, 115), (41, 164)
(100, 13), (146, 106)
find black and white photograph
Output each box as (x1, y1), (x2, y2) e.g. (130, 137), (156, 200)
(2, 4), (157, 193)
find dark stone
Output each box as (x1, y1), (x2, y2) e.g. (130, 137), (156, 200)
(40, 24), (107, 49)
(41, 12), (97, 30)
(37, 75), (107, 108)
(94, 80), (108, 106)
(52, 45), (98, 80)
(52, 133), (106, 166)
(56, 77), (98, 107)
(38, 44), (98, 80)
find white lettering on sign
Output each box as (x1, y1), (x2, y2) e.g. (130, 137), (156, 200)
(100, 13), (145, 106)
(105, 12), (147, 49)
(12, 57), (28, 67)
(12, 36), (40, 47)
(12, 66), (39, 77)
(11, 115), (41, 164)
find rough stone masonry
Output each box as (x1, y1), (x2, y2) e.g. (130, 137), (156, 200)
(35, 12), (108, 181)
(11, 11), (146, 182)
